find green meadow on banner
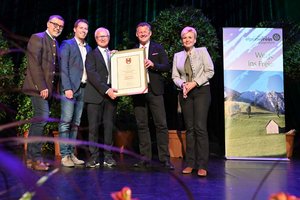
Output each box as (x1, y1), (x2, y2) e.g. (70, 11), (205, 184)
(223, 28), (291, 160)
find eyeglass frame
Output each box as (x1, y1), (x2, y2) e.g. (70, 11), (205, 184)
(49, 21), (64, 30)
(96, 35), (110, 39)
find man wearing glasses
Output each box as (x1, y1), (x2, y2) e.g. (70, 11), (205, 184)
(22, 15), (64, 171)
(84, 27), (118, 168)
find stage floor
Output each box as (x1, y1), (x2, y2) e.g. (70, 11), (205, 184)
(1, 152), (300, 200)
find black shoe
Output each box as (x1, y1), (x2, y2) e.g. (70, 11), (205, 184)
(85, 160), (100, 168)
(162, 160), (175, 170)
(103, 157), (116, 167)
(133, 160), (151, 168)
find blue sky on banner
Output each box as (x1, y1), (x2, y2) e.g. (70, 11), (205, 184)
(223, 28), (283, 93)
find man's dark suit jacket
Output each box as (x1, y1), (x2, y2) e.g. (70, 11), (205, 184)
(84, 47), (110, 104)
(138, 41), (170, 95)
(23, 31), (59, 98)
(59, 38), (92, 93)
(23, 32), (59, 97)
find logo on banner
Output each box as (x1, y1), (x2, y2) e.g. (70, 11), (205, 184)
(273, 33), (281, 41)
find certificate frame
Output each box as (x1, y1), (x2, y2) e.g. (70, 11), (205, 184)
(111, 48), (148, 96)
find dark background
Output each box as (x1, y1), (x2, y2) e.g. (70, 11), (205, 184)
(1, 1), (299, 49)
(1, 0), (300, 157)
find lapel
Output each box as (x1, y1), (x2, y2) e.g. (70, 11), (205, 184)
(44, 32), (60, 61)
(85, 44), (91, 53)
(95, 48), (107, 71)
(71, 38), (82, 59)
(148, 41), (153, 59)
(148, 41), (157, 60)
(44, 32), (53, 53)
(178, 51), (188, 68)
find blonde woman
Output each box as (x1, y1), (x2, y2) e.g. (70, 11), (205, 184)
(172, 26), (214, 177)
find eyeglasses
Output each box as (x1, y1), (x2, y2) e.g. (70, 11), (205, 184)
(96, 35), (109, 39)
(49, 21), (64, 30)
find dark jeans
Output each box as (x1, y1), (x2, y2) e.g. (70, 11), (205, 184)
(27, 96), (51, 161)
(133, 92), (170, 162)
(180, 85), (211, 169)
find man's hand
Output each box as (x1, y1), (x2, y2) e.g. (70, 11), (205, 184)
(110, 50), (118, 55)
(144, 59), (154, 69)
(107, 88), (118, 100)
(64, 89), (74, 99)
(40, 89), (49, 99)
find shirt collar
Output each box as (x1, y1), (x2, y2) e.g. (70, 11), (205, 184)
(46, 30), (55, 40)
(74, 37), (86, 47)
(97, 46), (109, 52)
(185, 46), (195, 56)
(139, 41), (150, 48)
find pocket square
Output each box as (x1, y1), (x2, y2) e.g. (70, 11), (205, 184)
(152, 53), (158, 55)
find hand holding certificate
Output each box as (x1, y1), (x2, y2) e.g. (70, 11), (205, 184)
(111, 48), (148, 96)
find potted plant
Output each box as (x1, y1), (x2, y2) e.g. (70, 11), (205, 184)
(114, 96), (137, 152)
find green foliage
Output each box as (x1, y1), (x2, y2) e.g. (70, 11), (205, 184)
(257, 20), (300, 80)
(116, 32), (135, 50)
(284, 42), (300, 80)
(151, 6), (219, 63)
(15, 95), (32, 135)
(15, 57), (31, 135)
(115, 96), (136, 131)
(0, 30), (16, 121)
(116, 96), (134, 116)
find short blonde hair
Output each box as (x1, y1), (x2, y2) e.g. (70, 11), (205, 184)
(181, 26), (197, 39)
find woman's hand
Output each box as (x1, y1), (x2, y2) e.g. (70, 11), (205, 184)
(183, 81), (197, 98)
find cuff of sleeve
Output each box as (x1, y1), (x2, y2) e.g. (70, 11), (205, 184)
(181, 82), (185, 89)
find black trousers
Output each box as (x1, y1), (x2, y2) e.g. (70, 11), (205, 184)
(133, 92), (170, 162)
(86, 98), (116, 161)
(180, 85), (211, 170)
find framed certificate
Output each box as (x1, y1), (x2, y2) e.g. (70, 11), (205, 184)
(111, 48), (148, 96)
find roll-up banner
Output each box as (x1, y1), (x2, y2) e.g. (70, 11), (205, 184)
(223, 28), (287, 160)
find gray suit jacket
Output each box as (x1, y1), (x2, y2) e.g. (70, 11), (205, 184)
(172, 47), (214, 89)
